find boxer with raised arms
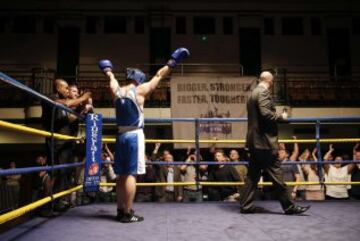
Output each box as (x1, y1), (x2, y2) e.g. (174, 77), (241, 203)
(98, 47), (190, 223)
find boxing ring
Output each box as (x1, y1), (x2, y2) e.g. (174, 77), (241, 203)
(1, 201), (359, 241)
(1, 71), (360, 241)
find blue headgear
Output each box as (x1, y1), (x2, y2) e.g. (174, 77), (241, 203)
(126, 68), (146, 85)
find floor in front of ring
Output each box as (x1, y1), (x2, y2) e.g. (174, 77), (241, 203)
(1, 201), (360, 241)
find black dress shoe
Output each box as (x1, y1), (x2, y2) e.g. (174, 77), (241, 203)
(284, 205), (310, 215)
(240, 206), (267, 214)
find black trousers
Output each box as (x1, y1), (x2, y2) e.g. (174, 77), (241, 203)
(46, 139), (75, 193)
(240, 149), (293, 211)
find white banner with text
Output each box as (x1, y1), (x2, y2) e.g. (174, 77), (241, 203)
(170, 76), (257, 148)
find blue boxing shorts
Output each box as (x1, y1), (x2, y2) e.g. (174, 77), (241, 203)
(114, 129), (146, 175)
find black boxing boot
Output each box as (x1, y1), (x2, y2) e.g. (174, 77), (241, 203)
(120, 211), (144, 223)
(116, 208), (135, 221)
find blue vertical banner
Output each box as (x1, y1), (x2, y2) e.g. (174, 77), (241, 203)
(84, 114), (103, 193)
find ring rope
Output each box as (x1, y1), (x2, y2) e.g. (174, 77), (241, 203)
(0, 120), (81, 141)
(2, 160), (360, 177)
(0, 162), (84, 176)
(102, 116), (360, 123)
(102, 138), (360, 144)
(1, 120), (358, 144)
(100, 181), (360, 187)
(0, 185), (82, 225)
(146, 160), (360, 165)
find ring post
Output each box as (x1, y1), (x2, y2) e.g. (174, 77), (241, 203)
(315, 121), (323, 181)
(49, 105), (56, 212)
(83, 114), (103, 193)
(195, 118), (201, 190)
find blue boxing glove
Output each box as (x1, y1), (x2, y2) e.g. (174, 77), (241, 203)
(166, 47), (190, 68)
(98, 59), (113, 73)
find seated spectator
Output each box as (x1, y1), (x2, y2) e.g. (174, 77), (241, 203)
(180, 147), (207, 202)
(208, 149), (240, 201)
(1, 166), (12, 213)
(136, 154), (157, 202)
(156, 154), (183, 202)
(323, 144), (355, 200)
(350, 143), (360, 199)
(32, 155), (53, 200)
(31, 155), (55, 216)
(6, 161), (21, 209)
(229, 149), (248, 182)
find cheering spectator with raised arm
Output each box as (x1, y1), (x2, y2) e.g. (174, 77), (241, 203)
(323, 144), (355, 200)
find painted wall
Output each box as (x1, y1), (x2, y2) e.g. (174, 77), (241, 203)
(0, 0), (359, 73)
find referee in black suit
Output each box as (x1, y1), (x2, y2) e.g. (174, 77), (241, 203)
(240, 71), (309, 215)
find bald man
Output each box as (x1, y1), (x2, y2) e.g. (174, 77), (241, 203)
(240, 71), (309, 214)
(41, 79), (91, 212)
